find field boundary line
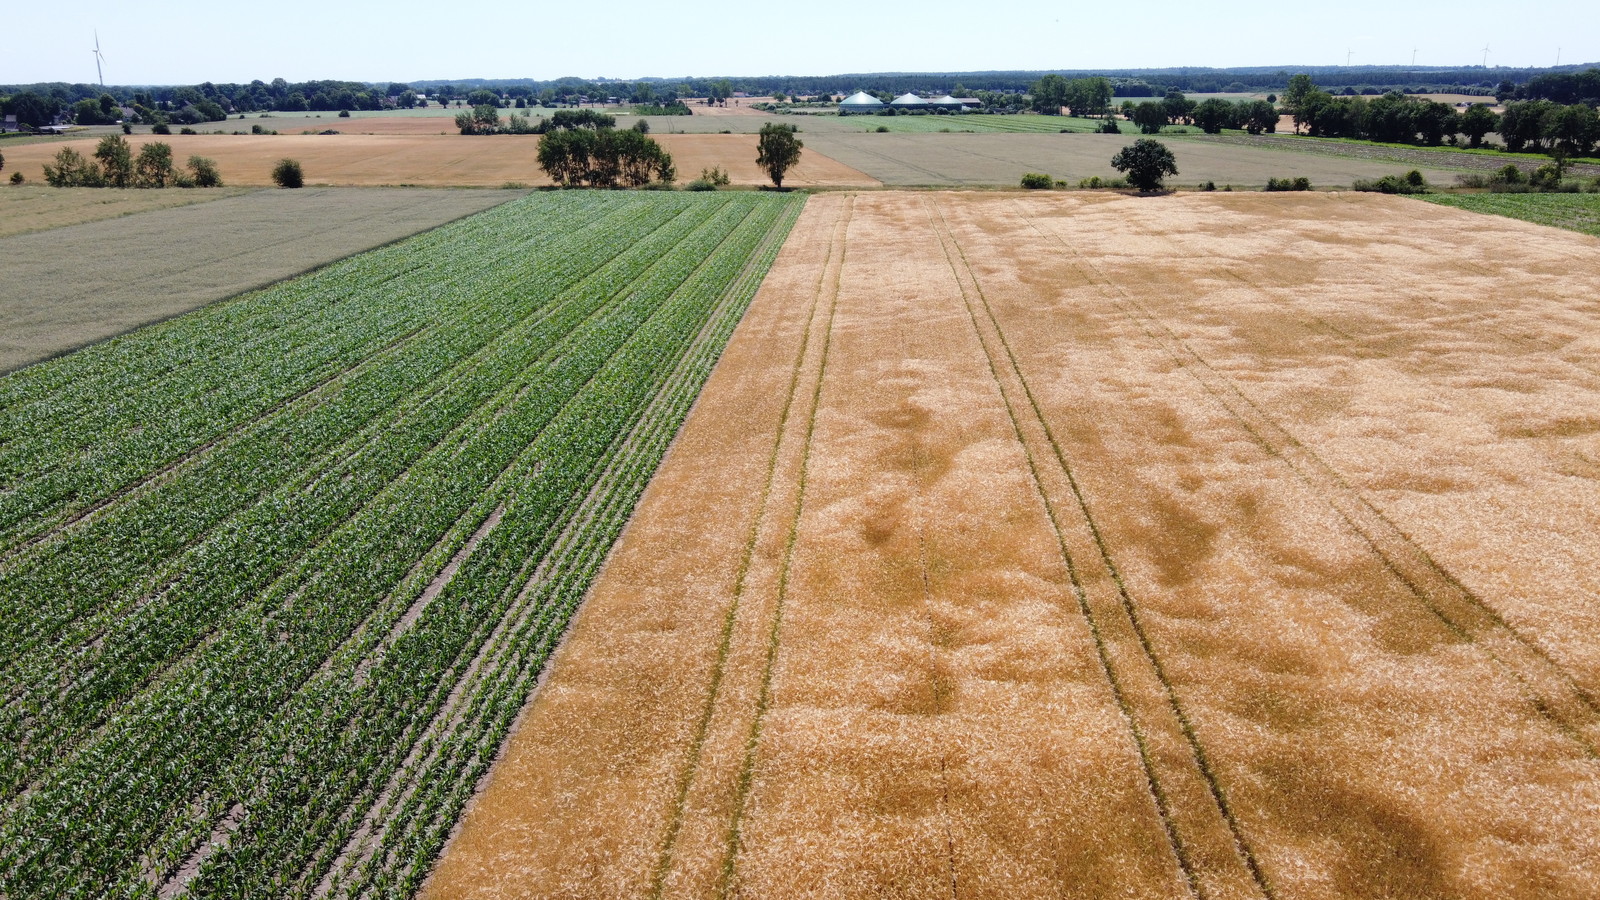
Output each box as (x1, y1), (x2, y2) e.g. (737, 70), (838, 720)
(934, 196), (1276, 900)
(1023, 203), (1600, 758)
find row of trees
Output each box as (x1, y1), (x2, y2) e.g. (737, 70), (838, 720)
(1288, 90), (1597, 154)
(42, 136), (221, 188)
(1123, 91), (1277, 134)
(1497, 68), (1600, 105)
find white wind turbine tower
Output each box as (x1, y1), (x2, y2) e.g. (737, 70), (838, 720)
(92, 31), (106, 87)
(1481, 43), (1490, 67)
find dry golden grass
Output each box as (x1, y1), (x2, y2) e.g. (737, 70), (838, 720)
(0, 134), (875, 188)
(0, 183), (253, 237)
(427, 191), (1600, 899)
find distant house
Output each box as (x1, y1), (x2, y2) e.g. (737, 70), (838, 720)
(1, 114), (18, 133)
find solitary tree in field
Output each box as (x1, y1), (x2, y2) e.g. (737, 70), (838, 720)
(756, 122), (802, 188)
(272, 158), (304, 188)
(1110, 138), (1178, 191)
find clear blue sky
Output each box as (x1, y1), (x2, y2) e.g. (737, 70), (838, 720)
(4, 0), (1594, 85)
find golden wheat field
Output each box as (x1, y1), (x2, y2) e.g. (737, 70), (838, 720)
(0, 133), (876, 188)
(420, 190), (1600, 900)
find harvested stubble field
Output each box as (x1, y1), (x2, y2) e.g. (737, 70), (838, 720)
(0, 190), (804, 898)
(803, 132), (1464, 187)
(0, 183), (253, 237)
(429, 190), (1600, 899)
(0, 133), (875, 188)
(1, 187), (518, 372)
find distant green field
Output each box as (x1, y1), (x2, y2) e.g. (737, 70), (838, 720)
(1418, 192), (1600, 237)
(829, 114), (1202, 135)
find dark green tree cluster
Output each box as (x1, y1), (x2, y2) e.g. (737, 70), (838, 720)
(457, 105), (540, 134)
(536, 125), (675, 187)
(1500, 68), (1600, 105)
(1290, 86), (1597, 154)
(1029, 75), (1113, 116)
(533, 109), (617, 133)
(1190, 97), (1279, 134)
(1290, 90), (1462, 144)
(1498, 101), (1600, 154)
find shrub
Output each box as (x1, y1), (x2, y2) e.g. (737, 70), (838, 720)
(1079, 175), (1104, 189)
(875, 125), (889, 133)
(338, 109), (351, 118)
(1353, 171), (1428, 194)
(1020, 172), (1053, 189)
(188, 156), (223, 187)
(43, 147), (106, 187)
(272, 158), (304, 188)
(121, 123), (132, 135)
(699, 166), (730, 186)
(1201, 180), (1216, 191)
(685, 178), (718, 191)
(134, 142), (176, 188)
(1264, 177), (1312, 191)
(10, 171), (22, 185)
(179, 127), (197, 135)
(151, 122), (171, 135)
(1097, 118), (1122, 134)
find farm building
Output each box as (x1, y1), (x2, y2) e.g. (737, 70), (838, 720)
(928, 94), (969, 110)
(838, 91), (885, 114)
(890, 93), (930, 110)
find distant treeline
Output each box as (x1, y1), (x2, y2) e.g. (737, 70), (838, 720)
(4, 66), (1596, 130)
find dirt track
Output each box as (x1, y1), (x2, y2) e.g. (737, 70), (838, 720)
(426, 192), (1600, 899)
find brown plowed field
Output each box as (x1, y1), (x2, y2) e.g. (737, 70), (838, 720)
(0, 133), (875, 188)
(426, 191), (1600, 898)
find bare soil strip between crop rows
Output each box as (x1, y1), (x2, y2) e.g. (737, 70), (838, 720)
(1013, 204), (1600, 758)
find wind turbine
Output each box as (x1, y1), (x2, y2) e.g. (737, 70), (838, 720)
(1412, 47), (1419, 66)
(1481, 43), (1490, 67)
(92, 31), (106, 87)
(1346, 49), (1353, 66)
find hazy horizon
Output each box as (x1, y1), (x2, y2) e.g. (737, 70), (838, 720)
(5, 0), (1597, 86)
